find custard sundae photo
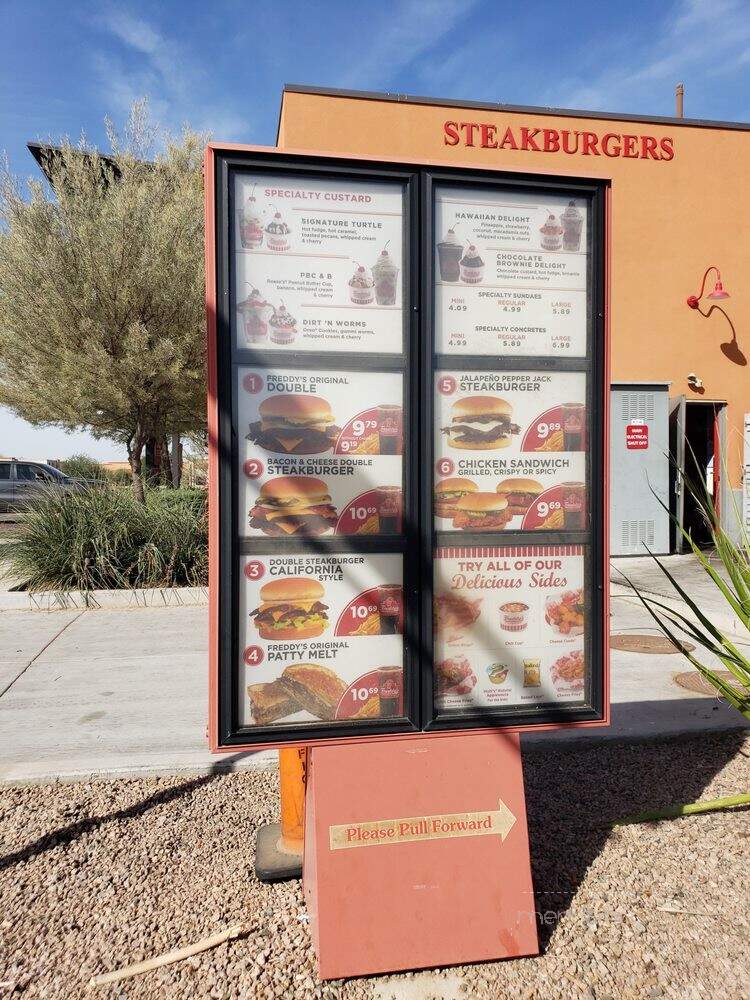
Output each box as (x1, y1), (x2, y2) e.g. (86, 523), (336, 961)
(247, 394), (340, 455)
(539, 214), (563, 251)
(264, 210), (291, 251)
(459, 244), (484, 284)
(436, 227), (463, 282)
(248, 475), (338, 536)
(348, 264), (375, 305)
(372, 244), (399, 305)
(442, 396), (520, 450)
(268, 303), (297, 345)
(236, 287), (270, 345)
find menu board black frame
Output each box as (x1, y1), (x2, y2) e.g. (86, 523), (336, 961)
(208, 146), (608, 749)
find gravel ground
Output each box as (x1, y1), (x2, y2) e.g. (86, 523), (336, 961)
(1, 732), (748, 999)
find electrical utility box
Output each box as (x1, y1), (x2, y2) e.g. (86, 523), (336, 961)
(610, 382), (670, 556)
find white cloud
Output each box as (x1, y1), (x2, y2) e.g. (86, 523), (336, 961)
(91, 6), (249, 140)
(547, 0), (750, 112)
(336, 0), (482, 89)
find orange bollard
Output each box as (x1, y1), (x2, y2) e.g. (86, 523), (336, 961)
(254, 746), (308, 882)
(279, 747), (307, 855)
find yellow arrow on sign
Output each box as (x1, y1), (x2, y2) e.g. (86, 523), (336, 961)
(329, 799), (517, 851)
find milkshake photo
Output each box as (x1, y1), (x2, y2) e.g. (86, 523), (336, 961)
(561, 201), (583, 251)
(372, 243), (399, 305)
(436, 227), (463, 282)
(237, 287), (270, 345)
(237, 186), (264, 249)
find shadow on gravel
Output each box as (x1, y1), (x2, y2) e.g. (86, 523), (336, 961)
(522, 729), (748, 951)
(0, 752), (257, 873)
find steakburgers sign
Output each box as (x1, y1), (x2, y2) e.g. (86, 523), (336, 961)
(443, 120), (675, 161)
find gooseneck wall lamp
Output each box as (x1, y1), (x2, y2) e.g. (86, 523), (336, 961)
(687, 266), (730, 309)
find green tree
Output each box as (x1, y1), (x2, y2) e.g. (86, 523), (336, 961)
(0, 102), (206, 501)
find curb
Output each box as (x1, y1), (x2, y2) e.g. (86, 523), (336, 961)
(0, 586), (208, 612)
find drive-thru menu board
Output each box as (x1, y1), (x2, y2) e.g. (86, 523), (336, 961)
(206, 146), (607, 749)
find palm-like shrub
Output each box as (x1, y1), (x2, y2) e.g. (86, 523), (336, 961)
(1, 486), (207, 591)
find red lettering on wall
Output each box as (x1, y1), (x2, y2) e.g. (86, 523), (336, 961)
(602, 133), (621, 157)
(440, 120), (674, 161)
(520, 127), (542, 151)
(581, 132), (600, 155)
(443, 121), (460, 146)
(480, 123), (498, 148)
(499, 126), (518, 150)
(460, 122), (479, 146)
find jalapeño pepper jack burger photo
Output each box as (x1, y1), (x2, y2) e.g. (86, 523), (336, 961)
(442, 396), (520, 450)
(434, 477), (478, 518)
(248, 475), (338, 535)
(246, 393), (340, 455)
(495, 477), (544, 516)
(451, 492), (512, 531)
(249, 577), (329, 640)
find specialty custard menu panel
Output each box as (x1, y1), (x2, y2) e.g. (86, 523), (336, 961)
(234, 172), (404, 354)
(434, 185), (588, 357)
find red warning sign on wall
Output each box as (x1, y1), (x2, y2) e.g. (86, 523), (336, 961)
(626, 423), (649, 449)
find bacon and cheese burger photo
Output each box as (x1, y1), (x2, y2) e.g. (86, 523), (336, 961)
(248, 476), (338, 535)
(451, 492), (513, 531)
(249, 577), (329, 640)
(442, 396), (520, 450)
(434, 477), (478, 518)
(246, 393), (340, 454)
(495, 477), (544, 516)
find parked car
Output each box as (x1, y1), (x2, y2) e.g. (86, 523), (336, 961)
(0, 459), (95, 514)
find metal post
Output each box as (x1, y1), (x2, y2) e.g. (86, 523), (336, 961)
(676, 83), (684, 118)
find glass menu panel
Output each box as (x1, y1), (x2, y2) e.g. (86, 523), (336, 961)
(433, 545), (588, 714)
(434, 185), (588, 357)
(234, 172), (405, 354)
(433, 370), (588, 533)
(239, 553), (405, 727)
(237, 367), (404, 538)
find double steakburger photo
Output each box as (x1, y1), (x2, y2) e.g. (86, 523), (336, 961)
(249, 578), (329, 640)
(434, 477), (477, 518)
(451, 492), (513, 531)
(249, 476), (338, 535)
(495, 477), (544, 516)
(442, 396), (520, 450)
(247, 394), (340, 455)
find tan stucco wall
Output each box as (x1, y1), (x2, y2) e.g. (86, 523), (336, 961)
(279, 91), (750, 485)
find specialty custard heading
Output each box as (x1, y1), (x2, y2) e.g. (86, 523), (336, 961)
(443, 121), (675, 161)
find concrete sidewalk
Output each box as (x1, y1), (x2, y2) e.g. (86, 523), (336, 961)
(0, 553), (747, 783)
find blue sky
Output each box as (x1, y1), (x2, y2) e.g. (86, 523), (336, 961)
(2, 0), (749, 460)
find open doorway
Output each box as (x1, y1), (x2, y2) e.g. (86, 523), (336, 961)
(669, 398), (725, 551)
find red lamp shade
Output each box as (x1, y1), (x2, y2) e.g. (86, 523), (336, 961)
(686, 266), (730, 309)
(707, 279), (729, 300)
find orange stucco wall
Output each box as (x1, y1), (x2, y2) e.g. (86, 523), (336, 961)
(278, 90), (749, 486)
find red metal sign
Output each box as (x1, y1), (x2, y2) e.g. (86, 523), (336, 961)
(626, 423), (649, 449)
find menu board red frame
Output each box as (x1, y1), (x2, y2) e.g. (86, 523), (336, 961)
(205, 143), (610, 752)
